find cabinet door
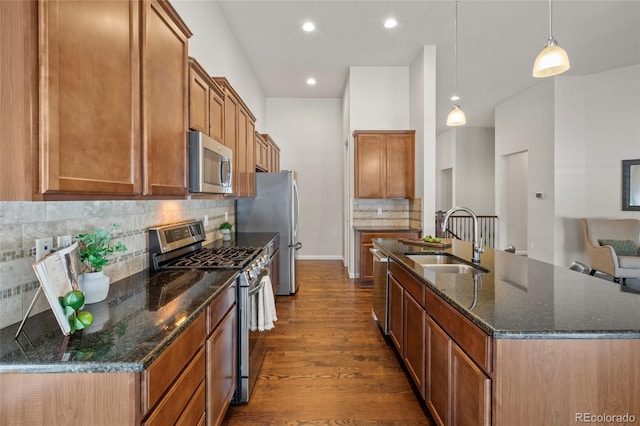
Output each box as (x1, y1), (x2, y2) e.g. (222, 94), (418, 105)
(209, 88), (224, 144)
(404, 292), (425, 396)
(189, 67), (209, 134)
(355, 134), (385, 198)
(142, 0), (190, 196)
(39, 0), (140, 195)
(360, 242), (374, 281)
(246, 117), (256, 197)
(388, 275), (404, 354)
(386, 133), (415, 199)
(451, 344), (491, 426)
(222, 90), (238, 151)
(427, 317), (451, 426)
(236, 106), (248, 197)
(207, 307), (237, 426)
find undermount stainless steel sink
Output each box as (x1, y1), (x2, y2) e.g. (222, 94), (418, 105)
(406, 254), (463, 265)
(423, 264), (479, 274)
(406, 254), (489, 274)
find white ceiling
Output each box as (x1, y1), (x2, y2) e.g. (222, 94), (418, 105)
(217, 1), (640, 132)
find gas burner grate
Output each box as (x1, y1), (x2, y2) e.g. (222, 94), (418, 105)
(163, 246), (261, 269)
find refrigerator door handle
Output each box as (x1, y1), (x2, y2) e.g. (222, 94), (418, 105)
(293, 178), (300, 237)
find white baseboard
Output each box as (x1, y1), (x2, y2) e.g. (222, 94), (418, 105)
(295, 255), (344, 261)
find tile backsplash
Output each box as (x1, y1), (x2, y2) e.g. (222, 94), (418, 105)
(0, 199), (234, 329)
(352, 198), (422, 229)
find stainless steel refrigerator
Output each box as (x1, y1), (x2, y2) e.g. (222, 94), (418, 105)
(236, 171), (301, 295)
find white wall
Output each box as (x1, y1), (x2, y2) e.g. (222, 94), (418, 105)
(346, 66), (411, 276)
(436, 127), (494, 215)
(342, 79), (351, 266)
(265, 98), (343, 259)
(495, 80), (555, 263)
(172, 0), (266, 130)
(554, 64), (640, 266)
(410, 46), (438, 237)
(455, 127), (495, 215)
(348, 67), (410, 130)
(495, 64), (640, 267)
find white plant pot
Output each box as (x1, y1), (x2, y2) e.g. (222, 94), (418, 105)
(221, 229), (232, 241)
(80, 271), (110, 304)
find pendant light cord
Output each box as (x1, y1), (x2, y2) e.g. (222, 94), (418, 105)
(548, 0), (553, 39)
(454, 0), (459, 101)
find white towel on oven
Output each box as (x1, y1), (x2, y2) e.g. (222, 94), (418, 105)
(250, 275), (277, 332)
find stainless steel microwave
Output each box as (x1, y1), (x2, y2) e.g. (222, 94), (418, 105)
(188, 131), (233, 194)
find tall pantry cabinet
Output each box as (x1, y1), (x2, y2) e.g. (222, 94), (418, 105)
(0, 0), (192, 200)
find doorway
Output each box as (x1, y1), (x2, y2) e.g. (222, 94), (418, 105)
(502, 151), (528, 253)
(440, 168), (453, 212)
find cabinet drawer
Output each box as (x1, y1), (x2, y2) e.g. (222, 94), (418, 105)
(143, 314), (206, 412)
(144, 347), (206, 426)
(207, 282), (237, 335)
(426, 288), (492, 373)
(390, 261), (425, 308)
(176, 380), (206, 426)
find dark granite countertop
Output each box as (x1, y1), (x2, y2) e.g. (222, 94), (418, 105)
(353, 226), (422, 232)
(0, 232), (278, 374)
(374, 238), (640, 339)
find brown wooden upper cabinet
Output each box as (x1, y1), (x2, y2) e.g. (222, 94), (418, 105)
(0, 0), (191, 200)
(353, 130), (415, 199)
(213, 77), (256, 198)
(265, 134), (281, 173)
(142, 0), (192, 196)
(255, 133), (280, 173)
(188, 57), (224, 144)
(255, 132), (269, 172)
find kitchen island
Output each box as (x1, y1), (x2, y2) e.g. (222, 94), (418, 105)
(374, 238), (640, 426)
(0, 232), (277, 425)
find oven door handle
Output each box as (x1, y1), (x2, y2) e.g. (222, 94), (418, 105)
(248, 271), (268, 298)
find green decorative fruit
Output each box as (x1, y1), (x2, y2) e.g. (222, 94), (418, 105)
(77, 311), (94, 327)
(61, 290), (85, 310)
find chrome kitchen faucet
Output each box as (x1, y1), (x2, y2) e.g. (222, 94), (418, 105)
(441, 206), (484, 263)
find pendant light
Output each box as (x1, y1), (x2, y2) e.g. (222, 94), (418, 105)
(447, 0), (465, 127)
(532, 0), (570, 78)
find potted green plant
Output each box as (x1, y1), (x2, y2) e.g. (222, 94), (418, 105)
(219, 221), (233, 241)
(75, 224), (127, 304)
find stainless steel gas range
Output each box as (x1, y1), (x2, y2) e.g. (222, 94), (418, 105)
(148, 220), (270, 404)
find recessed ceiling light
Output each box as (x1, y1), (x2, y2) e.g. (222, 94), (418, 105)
(306, 78), (316, 86)
(302, 21), (315, 32)
(384, 18), (397, 29)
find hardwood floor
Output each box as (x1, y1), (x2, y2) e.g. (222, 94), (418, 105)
(223, 260), (434, 425)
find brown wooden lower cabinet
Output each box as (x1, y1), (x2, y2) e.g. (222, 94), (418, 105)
(388, 265), (425, 396)
(427, 316), (450, 426)
(388, 260), (490, 426)
(386, 260), (640, 426)
(142, 314), (206, 424)
(451, 344), (491, 426)
(206, 307), (237, 426)
(388, 275), (404, 353)
(358, 230), (420, 283)
(205, 281), (237, 426)
(427, 317), (490, 426)
(0, 284), (242, 426)
(404, 288), (425, 397)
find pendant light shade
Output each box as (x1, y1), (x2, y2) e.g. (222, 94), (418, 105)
(447, 0), (465, 127)
(533, 0), (570, 78)
(447, 104), (466, 126)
